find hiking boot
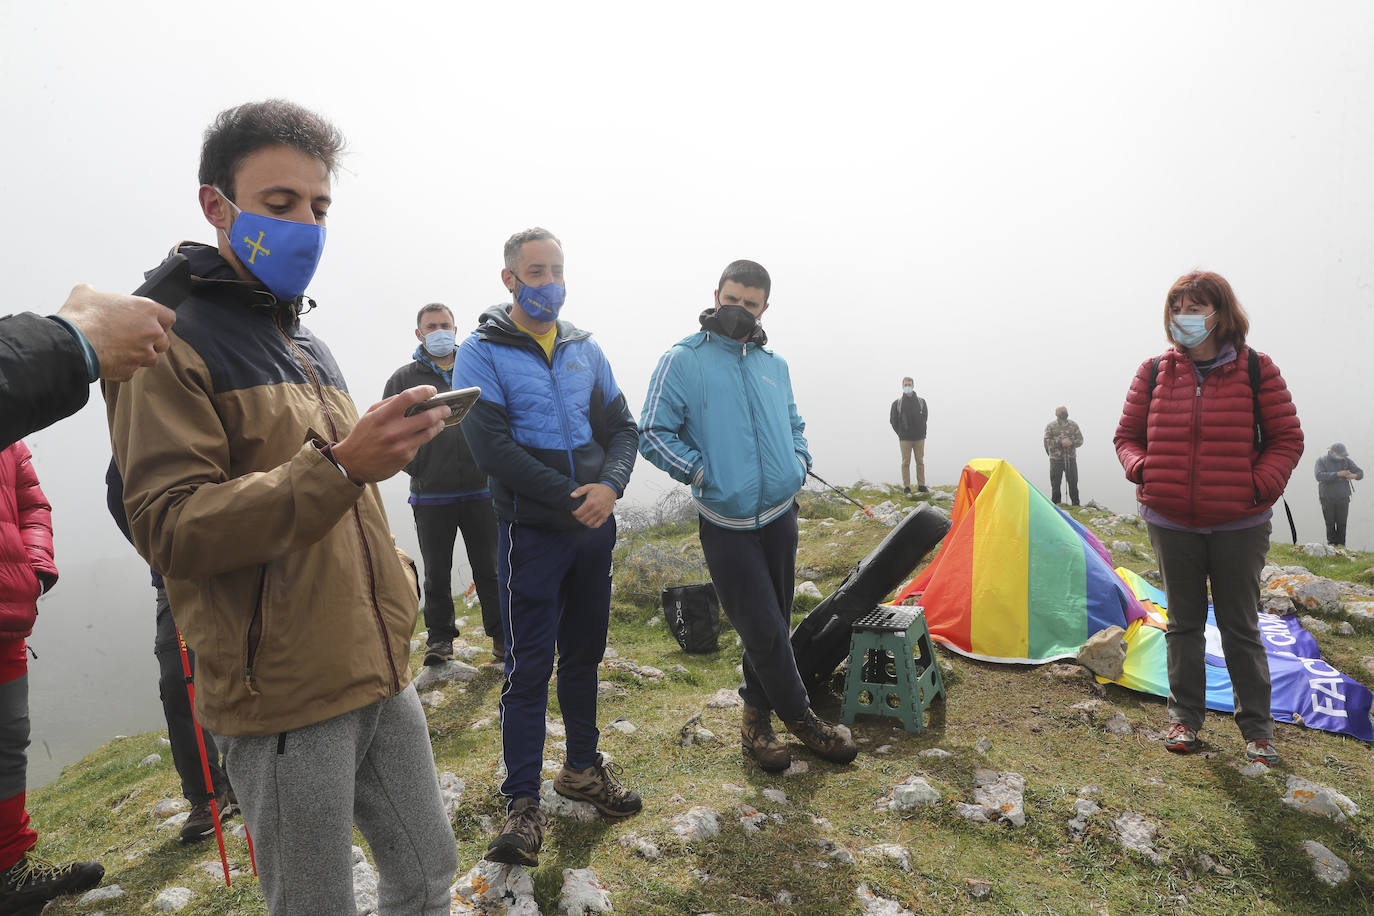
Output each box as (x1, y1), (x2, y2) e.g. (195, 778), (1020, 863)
(553, 754), (643, 818)
(0, 854), (104, 913)
(917, 485), (929, 493)
(782, 708), (858, 764)
(180, 800), (216, 843)
(1162, 723), (1199, 754)
(741, 704), (791, 772)
(484, 797), (547, 866)
(423, 639), (454, 667)
(491, 635), (507, 662)
(1245, 739), (1279, 767)
(903, 486), (912, 497)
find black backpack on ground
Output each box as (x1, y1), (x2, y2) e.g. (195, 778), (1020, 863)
(661, 583), (722, 654)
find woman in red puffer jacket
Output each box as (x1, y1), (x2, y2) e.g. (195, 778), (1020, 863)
(0, 441), (104, 907)
(1114, 271), (1302, 767)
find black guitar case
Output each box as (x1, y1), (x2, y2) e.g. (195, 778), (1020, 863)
(789, 504), (950, 689)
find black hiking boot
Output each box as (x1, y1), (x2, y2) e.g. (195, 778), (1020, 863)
(0, 854), (104, 914)
(783, 708), (859, 764)
(741, 704), (791, 772)
(553, 754), (643, 817)
(423, 639), (454, 667)
(484, 797), (548, 866)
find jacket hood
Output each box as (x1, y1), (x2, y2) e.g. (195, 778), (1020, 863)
(698, 307), (768, 347)
(164, 242), (311, 319)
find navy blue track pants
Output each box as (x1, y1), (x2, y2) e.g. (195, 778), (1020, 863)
(497, 517), (615, 802)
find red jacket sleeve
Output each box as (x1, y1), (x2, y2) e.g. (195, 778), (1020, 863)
(13, 442), (57, 589)
(1113, 356), (1154, 485)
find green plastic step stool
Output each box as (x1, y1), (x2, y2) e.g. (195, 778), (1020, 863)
(840, 606), (945, 733)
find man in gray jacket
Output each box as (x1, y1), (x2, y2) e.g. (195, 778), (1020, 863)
(1315, 443), (1362, 546)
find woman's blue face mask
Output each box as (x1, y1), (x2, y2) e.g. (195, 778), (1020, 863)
(1170, 312), (1214, 348)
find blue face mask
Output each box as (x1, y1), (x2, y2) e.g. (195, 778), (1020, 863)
(1170, 313), (1214, 348)
(216, 188), (326, 302)
(514, 280), (566, 322)
(423, 329), (456, 358)
(902, 386), (915, 395)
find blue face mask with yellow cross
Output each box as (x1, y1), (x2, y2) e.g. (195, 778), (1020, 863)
(215, 188), (326, 302)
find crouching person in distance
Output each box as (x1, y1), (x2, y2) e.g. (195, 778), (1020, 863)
(638, 259), (858, 771)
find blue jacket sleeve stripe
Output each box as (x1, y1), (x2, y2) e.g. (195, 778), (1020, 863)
(639, 349), (695, 476)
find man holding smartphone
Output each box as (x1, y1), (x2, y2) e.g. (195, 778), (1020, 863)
(455, 228), (641, 866)
(105, 101), (456, 915)
(386, 303), (503, 665)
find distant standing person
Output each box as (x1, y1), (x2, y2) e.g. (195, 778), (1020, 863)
(385, 303), (503, 664)
(640, 259), (858, 773)
(1114, 270), (1302, 767)
(889, 377), (928, 496)
(1043, 406), (1084, 506)
(1315, 443), (1362, 546)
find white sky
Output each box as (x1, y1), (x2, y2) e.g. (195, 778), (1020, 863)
(3, 1), (1372, 781)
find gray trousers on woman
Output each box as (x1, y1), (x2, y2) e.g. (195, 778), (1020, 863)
(215, 684), (456, 915)
(1148, 521), (1273, 742)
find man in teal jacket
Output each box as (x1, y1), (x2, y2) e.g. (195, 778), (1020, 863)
(639, 260), (857, 772)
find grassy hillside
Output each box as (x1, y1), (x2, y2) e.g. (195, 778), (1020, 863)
(28, 484), (1374, 915)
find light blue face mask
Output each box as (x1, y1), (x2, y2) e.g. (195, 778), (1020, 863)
(514, 280), (566, 322)
(902, 386), (915, 395)
(423, 329), (456, 358)
(215, 188), (326, 302)
(1170, 313), (1214, 348)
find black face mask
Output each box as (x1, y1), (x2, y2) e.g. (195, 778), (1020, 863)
(714, 304), (758, 340)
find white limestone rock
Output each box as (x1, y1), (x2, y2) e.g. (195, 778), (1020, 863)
(1067, 798), (1100, 836)
(618, 832), (660, 859)
(783, 760), (809, 777)
(608, 717), (636, 734)
(918, 747), (954, 759)
(856, 883), (916, 916)
(761, 788), (787, 805)
(353, 859), (379, 915)
(152, 887), (194, 912)
(1109, 540), (1134, 556)
(1114, 811), (1164, 864)
(419, 689), (446, 708)
(540, 780), (600, 822)
(863, 843), (912, 871)
(150, 798), (188, 819)
(158, 736), (172, 748)
(1300, 615), (1332, 634)
(1282, 775), (1359, 822)
(451, 860), (539, 915)
(412, 660), (481, 690)
(1076, 626), (1127, 680)
(1302, 840), (1350, 887)
(438, 771), (465, 821)
(889, 776), (940, 812)
(794, 580), (823, 600)
(738, 803), (768, 836)
(79, 885), (126, 903)
(138, 753), (162, 767)
(705, 689), (743, 709)
(955, 802), (991, 823)
(597, 681), (627, 699)
(1297, 542), (1337, 558)
(1265, 572), (1344, 614)
(971, 769), (1026, 827)
(670, 806), (721, 842)
(560, 867), (612, 915)
(1103, 711), (1134, 736)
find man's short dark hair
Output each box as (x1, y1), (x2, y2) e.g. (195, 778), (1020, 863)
(717, 260), (771, 300)
(503, 228), (562, 271)
(199, 100), (345, 202)
(416, 303), (454, 327)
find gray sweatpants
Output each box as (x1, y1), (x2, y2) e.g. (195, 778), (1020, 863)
(1148, 521), (1273, 742)
(215, 684), (456, 915)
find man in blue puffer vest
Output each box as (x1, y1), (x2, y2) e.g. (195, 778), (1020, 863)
(639, 260), (858, 773)
(455, 228), (641, 867)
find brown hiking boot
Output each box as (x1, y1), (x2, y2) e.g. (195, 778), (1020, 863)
(484, 797), (548, 866)
(741, 704), (791, 772)
(553, 754), (643, 818)
(783, 708), (859, 764)
(0, 854), (104, 913)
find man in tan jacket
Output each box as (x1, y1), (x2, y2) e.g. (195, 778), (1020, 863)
(105, 101), (456, 915)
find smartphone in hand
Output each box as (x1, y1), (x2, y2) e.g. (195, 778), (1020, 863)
(404, 386), (481, 427)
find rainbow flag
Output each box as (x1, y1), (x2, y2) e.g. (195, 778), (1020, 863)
(893, 459), (1146, 663)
